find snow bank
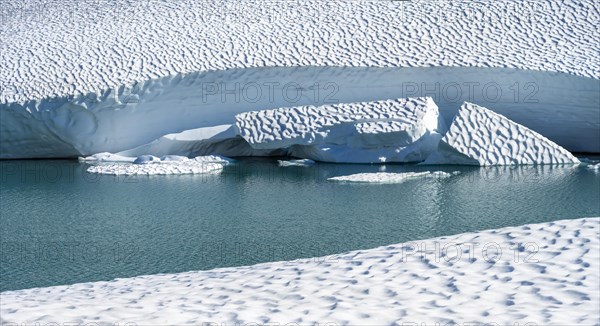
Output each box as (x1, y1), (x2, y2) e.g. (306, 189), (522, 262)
(424, 102), (581, 166)
(2, 217), (598, 324)
(236, 97), (444, 163)
(85, 155), (230, 175)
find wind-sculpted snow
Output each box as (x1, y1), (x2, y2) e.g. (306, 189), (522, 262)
(1, 66), (598, 158)
(424, 103), (581, 166)
(1, 0), (598, 104)
(2, 218), (598, 324)
(1, 0), (599, 158)
(235, 97), (444, 163)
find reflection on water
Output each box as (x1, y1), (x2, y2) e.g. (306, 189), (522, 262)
(0, 158), (599, 291)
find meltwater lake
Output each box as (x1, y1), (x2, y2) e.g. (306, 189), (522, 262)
(1, 158), (599, 291)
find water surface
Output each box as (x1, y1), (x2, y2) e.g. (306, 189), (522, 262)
(1, 158), (599, 291)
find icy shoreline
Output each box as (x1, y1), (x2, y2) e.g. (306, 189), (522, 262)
(2, 217), (598, 324)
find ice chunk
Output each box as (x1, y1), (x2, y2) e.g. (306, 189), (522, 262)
(86, 155), (229, 175)
(278, 159), (316, 167)
(235, 97), (444, 163)
(424, 103), (580, 166)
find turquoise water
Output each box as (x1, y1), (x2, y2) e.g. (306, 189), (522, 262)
(1, 158), (599, 291)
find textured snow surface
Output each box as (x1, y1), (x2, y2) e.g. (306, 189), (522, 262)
(424, 103), (581, 166)
(1, 217), (598, 324)
(236, 97), (443, 163)
(1, 0), (598, 103)
(1, 0), (599, 158)
(328, 171), (457, 183)
(85, 155), (229, 175)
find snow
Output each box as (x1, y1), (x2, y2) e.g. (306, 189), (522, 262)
(328, 171), (458, 184)
(2, 0), (598, 104)
(1, 0), (599, 158)
(85, 155), (230, 175)
(236, 97), (443, 163)
(424, 102), (581, 166)
(1, 217), (598, 324)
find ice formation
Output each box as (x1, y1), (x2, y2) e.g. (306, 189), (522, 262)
(236, 98), (444, 163)
(328, 171), (458, 184)
(85, 155), (230, 175)
(76, 98), (582, 166)
(278, 159), (316, 167)
(424, 103), (581, 166)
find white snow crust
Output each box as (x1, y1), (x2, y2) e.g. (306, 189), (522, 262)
(1, 217), (598, 324)
(424, 103), (581, 166)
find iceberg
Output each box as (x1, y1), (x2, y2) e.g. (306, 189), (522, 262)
(236, 97), (445, 163)
(424, 103), (581, 166)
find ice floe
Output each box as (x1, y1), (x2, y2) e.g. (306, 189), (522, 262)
(328, 171), (458, 183)
(424, 102), (581, 166)
(278, 159), (316, 167)
(85, 155), (230, 175)
(1, 217), (597, 324)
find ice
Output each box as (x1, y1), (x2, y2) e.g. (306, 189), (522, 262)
(85, 155), (231, 175)
(278, 159), (316, 167)
(424, 102), (581, 166)
(236, 97), (444, 163)
(328, 171), (458, 183)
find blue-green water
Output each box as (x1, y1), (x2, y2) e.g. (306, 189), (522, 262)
(1, 158), (599, 291)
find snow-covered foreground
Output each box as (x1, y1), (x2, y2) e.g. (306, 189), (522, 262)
(1, 217), (598, 324)
(1, 0), (599, 158)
